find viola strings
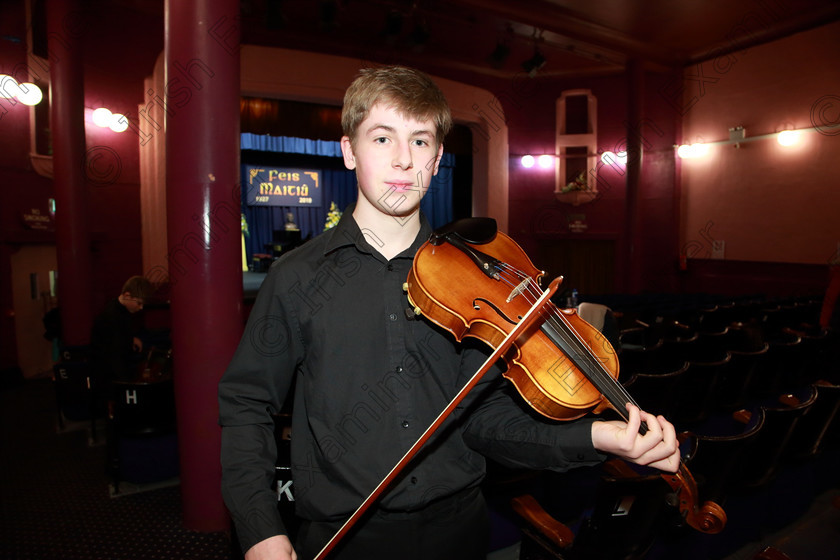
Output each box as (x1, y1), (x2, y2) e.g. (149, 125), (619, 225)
(492, 261), (637, 420)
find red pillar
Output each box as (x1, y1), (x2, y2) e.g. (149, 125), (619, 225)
(624, 59), (644, 294)
(165, 0), (242, 531)
(48, 0), (93, 346)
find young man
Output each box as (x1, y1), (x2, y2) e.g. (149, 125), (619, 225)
(89, 275), (154, 385)
(218, 66), (679, 560)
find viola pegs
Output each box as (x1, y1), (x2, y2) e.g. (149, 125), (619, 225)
(402, 282), (409, 292)
(404, 307), (423, 320)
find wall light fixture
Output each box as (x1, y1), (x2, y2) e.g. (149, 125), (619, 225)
(0, 74), (43, 105)
(518, 154), (558, 169)
(675, 124), (818, 158)
(777, 129), (801, 146)
(90, 107), (129, 133)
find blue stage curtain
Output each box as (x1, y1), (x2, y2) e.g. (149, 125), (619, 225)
(240, 133), (455, 265)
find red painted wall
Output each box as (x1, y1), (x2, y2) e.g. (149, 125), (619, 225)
(679, 21), (840, 266)
(675, 21), (840, 297)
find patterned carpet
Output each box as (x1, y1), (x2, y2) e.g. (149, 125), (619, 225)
(0, 378), (235, 560)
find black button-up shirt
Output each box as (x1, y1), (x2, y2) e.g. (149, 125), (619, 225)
(218, 207), (604, 551)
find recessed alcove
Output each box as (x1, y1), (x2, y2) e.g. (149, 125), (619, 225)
(555, 89), (598, 205)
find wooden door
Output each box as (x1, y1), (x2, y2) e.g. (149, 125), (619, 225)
(538, 239), (615, 298)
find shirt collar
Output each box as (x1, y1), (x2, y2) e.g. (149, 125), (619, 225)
(323, 202), (433, 260)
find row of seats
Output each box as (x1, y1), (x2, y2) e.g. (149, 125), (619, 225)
(484, 295), (839, 559)
(601, 293), (822, 335)
(620, 332), (837, 429)
(617, 297), (836, 428)
(51, 346), (178, 494)
(484, 384), (840, 560)
(685, 382), (839, 501)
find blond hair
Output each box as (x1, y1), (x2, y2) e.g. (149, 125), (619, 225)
(341, 66), (452, 147)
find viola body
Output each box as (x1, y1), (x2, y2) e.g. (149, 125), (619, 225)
(406, 229), (618, 421)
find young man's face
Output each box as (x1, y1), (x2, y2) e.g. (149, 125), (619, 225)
(121, 293), (144, 313)
(341, 103), (444, 219)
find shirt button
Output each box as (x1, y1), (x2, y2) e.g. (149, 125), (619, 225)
(402, 420), (409, 428)
(387, 264), (394, 271)
(410, 477), (418, 484)
(395, 366), (403, 373)
(389, 313), (397, 321)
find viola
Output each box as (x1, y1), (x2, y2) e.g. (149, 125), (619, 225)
(314, 218), (725, 559)
(409, 217), (619, 421)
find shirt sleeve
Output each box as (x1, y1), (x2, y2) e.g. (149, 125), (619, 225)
(459, 341), (607, 471)
(218, 263), (301, 552)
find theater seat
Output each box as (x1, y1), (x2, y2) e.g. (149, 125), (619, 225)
(681, 409), (765, 508)
(108, 379), (179, 494)
(52, 359), (105, 442)
(735, 387), (817, 491)
(507, 462), (681, 560)
(672, 355), (732, 428)
(784, 381), (840, 463)
(622, 362), (688, 421)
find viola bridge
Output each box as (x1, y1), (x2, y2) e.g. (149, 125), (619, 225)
(506, 277), (532, 302)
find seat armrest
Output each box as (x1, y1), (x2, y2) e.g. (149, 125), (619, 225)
(510, 494), (574, 549)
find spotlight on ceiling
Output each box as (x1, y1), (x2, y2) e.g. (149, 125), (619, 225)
(384, 10), (403, 38)
(522, 50), (546, 77)
(487, 42), (510, 69)
(410, 21), (430, 51)
(319, 0), (338, 30)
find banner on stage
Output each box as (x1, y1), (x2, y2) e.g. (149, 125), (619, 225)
(245, 165), (323, 207)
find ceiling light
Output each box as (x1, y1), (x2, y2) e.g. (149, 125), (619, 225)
(384, 10), (402, 37)
(410, 21), (430, 48)
(319, 0), (338, 29)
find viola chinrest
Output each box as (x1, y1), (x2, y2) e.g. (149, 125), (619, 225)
(430, 217), (497, 246)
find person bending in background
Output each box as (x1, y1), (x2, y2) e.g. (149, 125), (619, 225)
(89, 275), (154, 389)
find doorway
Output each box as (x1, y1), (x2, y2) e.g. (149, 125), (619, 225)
(10, 245), (57, 378)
